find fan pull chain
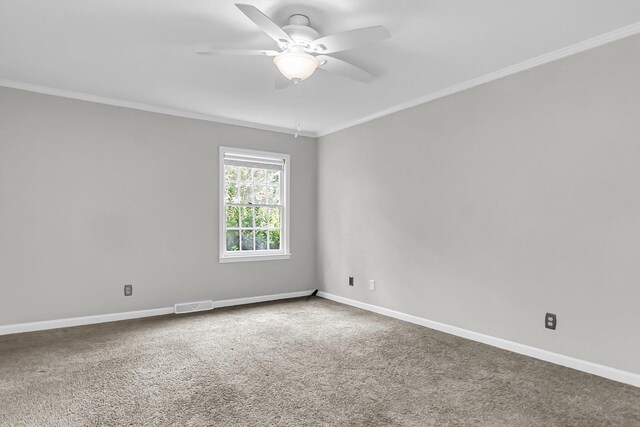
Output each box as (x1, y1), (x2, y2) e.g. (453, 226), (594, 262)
(294, 80), (302, 138)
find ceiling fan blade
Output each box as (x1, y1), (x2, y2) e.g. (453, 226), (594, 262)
(275, 75), (292, 90)
(310, 26), (390, 54)
(316, 55), (375, 83)
(197, 49), (279, 56)
(235, 4), (295, 46)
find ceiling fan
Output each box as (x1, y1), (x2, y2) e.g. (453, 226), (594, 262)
(197, 3), (390, 84)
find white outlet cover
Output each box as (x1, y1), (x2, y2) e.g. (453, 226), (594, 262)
(369, 280), (375, 291)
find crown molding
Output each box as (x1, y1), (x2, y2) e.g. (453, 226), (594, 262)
(316, 21), (640, 138)
(2, 22), (639, 140)
(0, 79), (316, 138)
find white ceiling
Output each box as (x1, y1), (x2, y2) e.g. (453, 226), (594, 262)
(1, 1), (640, 136)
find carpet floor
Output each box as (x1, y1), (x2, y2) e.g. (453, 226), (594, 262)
(0, 297), (638, 426)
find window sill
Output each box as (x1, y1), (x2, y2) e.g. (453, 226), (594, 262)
(219, 253), (291, 263)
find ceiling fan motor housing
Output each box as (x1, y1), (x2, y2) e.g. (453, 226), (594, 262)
(279, 14), (319, 49)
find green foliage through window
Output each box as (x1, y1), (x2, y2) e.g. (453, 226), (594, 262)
(223, 163), (283, 253)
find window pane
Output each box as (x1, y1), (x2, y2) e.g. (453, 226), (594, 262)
(226, 206), (239, 227)
(226, 230), (240, 251)
(221, 149), (287, 260)
(224, 166), (238, 181)
(254, 184), (266, 204)
(239, 183), (253, 203)
(256, 230), (268, 250)
(241, 230), (254, 250)
(253, 168), (266, 182)
(255, 207), (268, 228)
(225, 183), (238, 203)
(241, 207), (254, 228)
(268, 208), (280, 228)
(267, 184), (280, 205)
(267, 170), (280, 184)
(268, 230), (280, 250)
(239, 167), (251, 181)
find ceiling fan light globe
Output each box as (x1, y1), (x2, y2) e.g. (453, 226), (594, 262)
(273, 49), (319, 81)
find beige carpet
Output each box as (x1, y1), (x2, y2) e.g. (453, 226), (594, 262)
(0, 297), (638, 426)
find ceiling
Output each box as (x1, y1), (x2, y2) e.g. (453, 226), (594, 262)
(1, 1), (640, 136)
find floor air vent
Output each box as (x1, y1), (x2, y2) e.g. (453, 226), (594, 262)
(174, 300), (214, 314)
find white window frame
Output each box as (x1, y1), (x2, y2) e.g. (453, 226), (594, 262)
(219, 146), (291, 263)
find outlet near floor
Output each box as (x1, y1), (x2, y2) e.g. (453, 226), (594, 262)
(545, 313), (557, 330)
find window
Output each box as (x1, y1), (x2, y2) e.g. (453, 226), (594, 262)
(219, 146), (290, 262)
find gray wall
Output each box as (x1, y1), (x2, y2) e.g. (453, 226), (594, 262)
(2, 34), (639, 375)
(0, 87), (317, 325)
(318, 34), (640, 374)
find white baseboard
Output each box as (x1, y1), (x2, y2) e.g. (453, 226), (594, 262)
(0, 290), (315, 336)
(317, 291), (640, 388)
(0, 307), (175, 336)
(212, 290), (314, 308)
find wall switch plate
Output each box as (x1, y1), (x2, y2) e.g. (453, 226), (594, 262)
(545, 313), (556, 330)
(348, 276), (354, 286)
(124, 284), (133, 296)
(369, 280), (375, 291)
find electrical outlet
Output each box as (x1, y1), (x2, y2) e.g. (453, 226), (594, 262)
(369, 280), (375, 291)
(545, 313), (556, 330)
(124, 284), (133, 296)
(348, 276), (354, 286)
